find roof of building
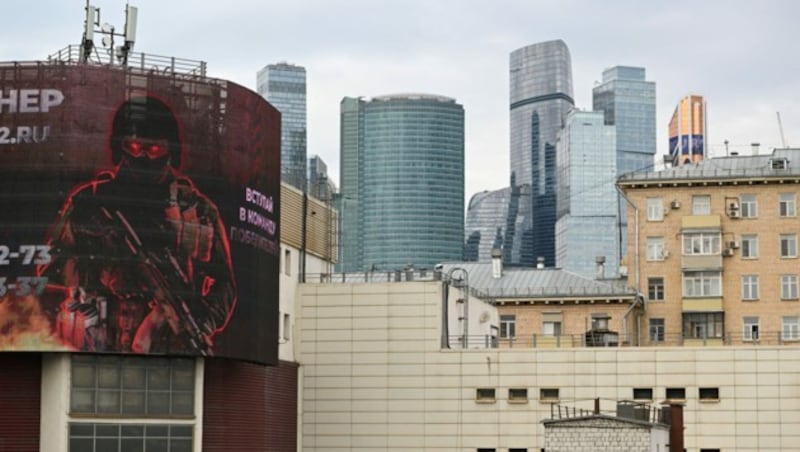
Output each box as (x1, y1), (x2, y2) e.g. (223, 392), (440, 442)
(619, 148), (800, 185)
(437, 262), (636, 300)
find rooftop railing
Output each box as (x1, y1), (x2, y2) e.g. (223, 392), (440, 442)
(46, 45), (207, 78)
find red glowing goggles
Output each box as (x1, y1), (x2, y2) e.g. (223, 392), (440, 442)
(121, 136), (170, 159)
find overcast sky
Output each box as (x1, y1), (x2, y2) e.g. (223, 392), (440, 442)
(4, 0), (800, 199)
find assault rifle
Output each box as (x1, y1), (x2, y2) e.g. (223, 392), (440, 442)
(109, 208), (213, 355)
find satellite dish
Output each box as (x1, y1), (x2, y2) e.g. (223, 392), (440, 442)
(479, 311), (491, 323)
(101, 23), (113, 33)
(101, 36), (111, 48)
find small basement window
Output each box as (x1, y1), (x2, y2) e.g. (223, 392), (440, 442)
(633, 387), (653, 400)
(508, 388), (528, 403)
(476, 388), (496, 403)
(699, 387), (719, 401)
(540, 388), (559, 401)
(666, 387), (686, 400)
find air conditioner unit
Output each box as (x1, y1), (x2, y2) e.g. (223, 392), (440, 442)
(728, 240), (740, 249)
(619, 265), (629, 277)
(729, 209), (741, 218)
(660, 250), (670, 259)
(722, 248), (735, 257)
(670, 200), (681, 210)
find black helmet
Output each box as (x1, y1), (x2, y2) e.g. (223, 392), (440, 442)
(110, 96), (183, 167)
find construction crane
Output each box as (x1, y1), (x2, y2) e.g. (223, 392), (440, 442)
(777, 112), (788, 148)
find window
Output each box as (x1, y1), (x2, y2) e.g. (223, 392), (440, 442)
(779, 193), (797, 217)
(647, 197), (664, 221)
(683, 271), (721, 297)
(540, 388), (559, 401)
(743, 316), (760, 341)
(648, 277), (665, 301)
(665, 387), (686, 400)
(71, 355), (195, 416)
(782, 275), (799, 300)
(477, 449), (496, 452)
(741, 234), (758, 258)
(633, 387), (653, 400)
(508, 388), (528, 403)
(740, 194), (757, 218)
(509, 449), (528, 452)
(542, 321), (562, 337)
(692, 195), (711, 215)
(500, 315), (516, 339)
(699, 387), (719, 400)
(647, 237), (665, 261)
(682, 232), (721, 255)
(69, 423), (193, 452)
(683, 312), (724, 339)
(284, 249), (291, 275)
(282, 313), (291, 341)
(781, 234), (798, 258)
(476, 388), (496, 402)
(783, 316), (799, 341)
(649, 319), (665, 343)
(741, 275), (759, 300)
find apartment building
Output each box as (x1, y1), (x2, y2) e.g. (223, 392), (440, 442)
(618, 148), (800, 347)
(436, 261), (640, 348)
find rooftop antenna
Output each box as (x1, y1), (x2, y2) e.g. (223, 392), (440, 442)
(80, 1), (138, 65)
(777, 112), (788, 148)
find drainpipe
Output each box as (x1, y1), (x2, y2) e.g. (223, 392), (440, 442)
(616, 186), (640, 292)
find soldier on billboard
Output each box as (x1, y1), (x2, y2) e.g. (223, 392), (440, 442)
(39, 95), (236, 355)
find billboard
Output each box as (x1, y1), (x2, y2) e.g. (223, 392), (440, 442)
(0, 63), (280, 365)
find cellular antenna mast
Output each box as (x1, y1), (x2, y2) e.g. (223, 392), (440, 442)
(80, 1), (138, 65)
(777, 112), (788, 148)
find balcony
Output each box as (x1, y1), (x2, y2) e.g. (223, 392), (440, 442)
(682, 297), (723, 312)
(681, 254), (722, 270)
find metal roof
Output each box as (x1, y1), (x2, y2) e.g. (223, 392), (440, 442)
(619, 148), (800, 184)
(437, 262), (636, 299)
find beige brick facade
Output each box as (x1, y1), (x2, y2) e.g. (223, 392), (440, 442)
(620, 162), (800, 347)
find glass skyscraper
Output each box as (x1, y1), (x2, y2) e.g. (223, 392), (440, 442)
(592, 65), (656, 253)
(464, 182), (533, 264)
(257, 62), (307, 189)
(555, 110), (618, 279)
(509, 40), (574, 267)
(337, 94), (465, 272)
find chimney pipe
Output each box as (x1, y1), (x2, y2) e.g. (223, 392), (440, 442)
(536, 256), (545, 269)
(751, 142), (760, 155)
(491, 248), (503, 279)
(595, 256), (606, 280)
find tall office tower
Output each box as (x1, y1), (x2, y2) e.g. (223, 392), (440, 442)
(464, 180), (533, 264)
(555, 110), (618, 279)
(308, 154), (335, 201)
(592, 66), (656, 254)
(510, 40), (574, 267)
(257, 62), (307, 189)
(668, 94), (707, 166)
(338, 94), (465, 272)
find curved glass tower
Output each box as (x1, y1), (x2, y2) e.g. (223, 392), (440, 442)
(339, 94), (465, 271)
(509, 40), (574, 267)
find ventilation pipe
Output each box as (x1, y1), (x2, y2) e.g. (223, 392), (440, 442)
(491, 248), (503, 279)
(536, 256), (545, 269)
(595, 256), (606, 280)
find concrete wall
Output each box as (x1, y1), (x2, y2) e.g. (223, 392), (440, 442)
(299, 280), (800, 451)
